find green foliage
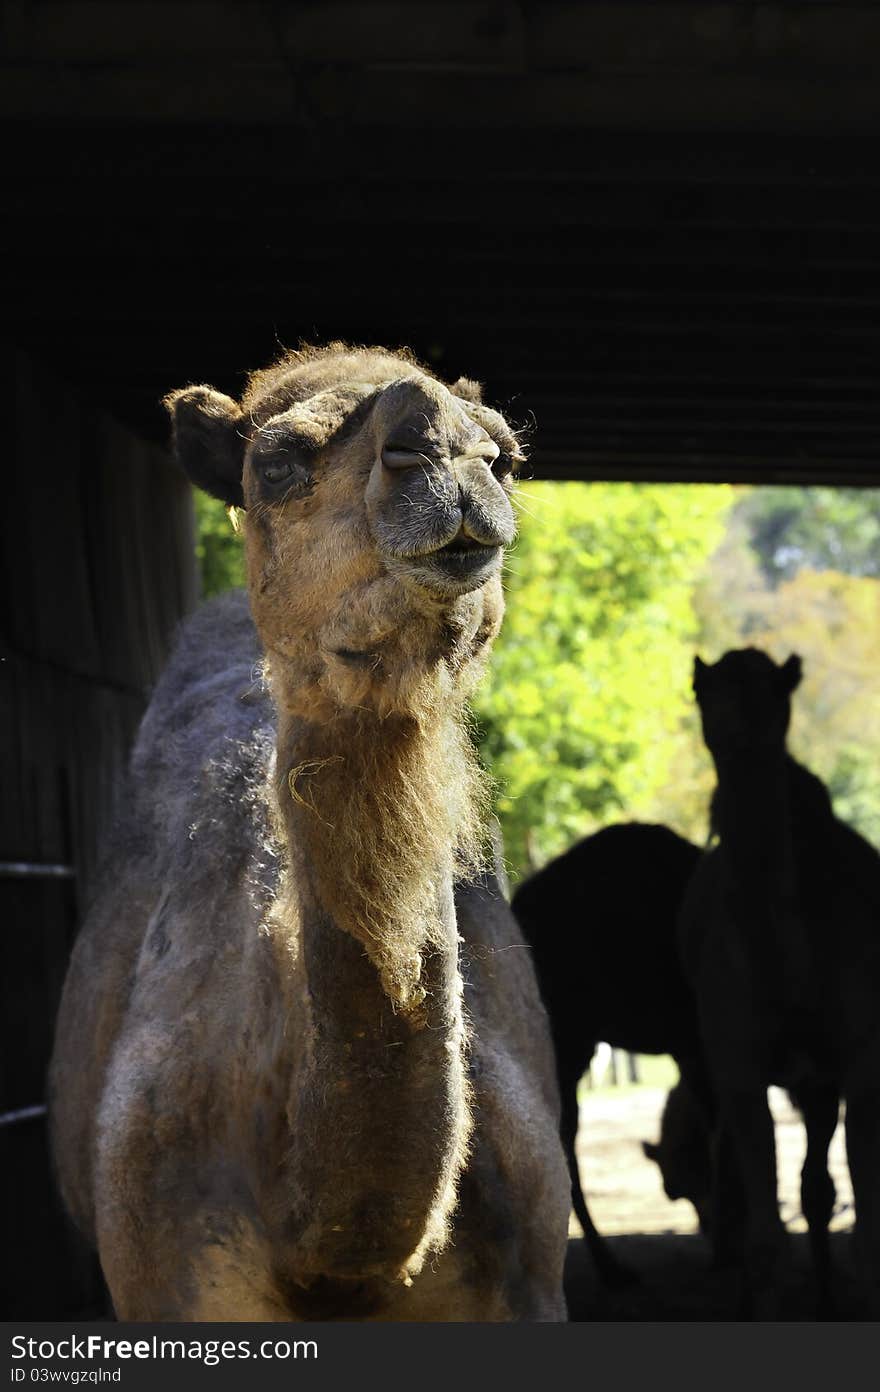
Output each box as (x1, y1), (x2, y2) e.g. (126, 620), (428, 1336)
(749, 567), (880, 849)
(733, 486), (880, 587)
(193, 490), (245, 598)
(472, 482), (734, 882)
(826, 748), (880, 848)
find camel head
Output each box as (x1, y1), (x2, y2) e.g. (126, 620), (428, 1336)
(165, 345), (521, 718)
(641, 1134), (712, 1234)
(693, 647), (802, 764)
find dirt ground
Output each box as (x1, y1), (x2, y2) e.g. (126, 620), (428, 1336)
(564, 1082), (865, 1320)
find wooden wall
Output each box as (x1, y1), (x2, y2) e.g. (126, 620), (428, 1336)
(0, 346), (198, 1317)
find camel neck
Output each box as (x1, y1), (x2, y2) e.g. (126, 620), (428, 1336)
(711, 751), (796, 885)
(267, 703), (473, 1287)
(709, 750), (817, 1004)
(273, 704), (479, 1005)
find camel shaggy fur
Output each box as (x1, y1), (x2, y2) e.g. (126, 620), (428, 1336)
(49, 344), (570, 1321)
(678, 647), (880, 1318)
(511, 822), (707, 1284)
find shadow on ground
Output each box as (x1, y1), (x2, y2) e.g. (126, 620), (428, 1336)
(564, 1232), (866, 1321)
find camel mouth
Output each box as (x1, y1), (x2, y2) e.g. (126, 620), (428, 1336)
(399, 539), (502, 594)
(436, 539), (498, 567)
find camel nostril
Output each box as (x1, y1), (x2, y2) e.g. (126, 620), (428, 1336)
(491, 456), (514, 482)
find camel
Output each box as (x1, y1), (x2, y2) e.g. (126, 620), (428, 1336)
(511, 821), (711, 1285)
(678, 647), (880, 1318)
(642, 1076), (713, 1237)
(48, 343), (571, 1321)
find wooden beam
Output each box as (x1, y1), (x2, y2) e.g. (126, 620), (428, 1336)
(3, 2), (880, 129)
(4, 64), (880, 128)
(529, 450), (880, 487)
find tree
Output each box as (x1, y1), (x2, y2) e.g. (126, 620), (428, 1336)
(733, 486), (880, 587)
(472, 481), (733, 882)
(193, 492), (244, 598)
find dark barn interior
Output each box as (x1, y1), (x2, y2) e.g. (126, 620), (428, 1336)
(2, 0), (879, 1319)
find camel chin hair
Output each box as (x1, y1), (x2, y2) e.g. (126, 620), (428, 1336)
(274, 683), (493, 1019)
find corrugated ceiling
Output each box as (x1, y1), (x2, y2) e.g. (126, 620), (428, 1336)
(4, 1), (879, 485)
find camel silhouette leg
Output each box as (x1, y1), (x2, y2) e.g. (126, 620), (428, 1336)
(675, 1055), (745, 1268)
(708, 1123), (747, 1269)
(845, 1086), (880, 1318)
(721, 1087), (786, 1319)
(798, 1085), (839, 1318)
(559, 1067), (637, 1288)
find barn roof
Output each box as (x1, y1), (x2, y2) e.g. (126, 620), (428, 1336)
(4, 0), (880, 485)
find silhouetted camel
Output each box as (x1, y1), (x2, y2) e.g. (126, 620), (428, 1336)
(512, 822), (706, 1285)
(679, 648), (880, 1318)
(642, 1076), (712, 1235)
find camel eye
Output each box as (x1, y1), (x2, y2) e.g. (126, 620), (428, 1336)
(261, 457), (294, 485)
(492, 455), (514, 481)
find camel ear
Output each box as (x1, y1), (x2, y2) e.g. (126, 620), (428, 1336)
(693, 655), (708, 692)
(780, 653), (803, 693)
(642, 1140), (659, 1161)
(163, 386), (245, 508)
(451, 376), (484, 404)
